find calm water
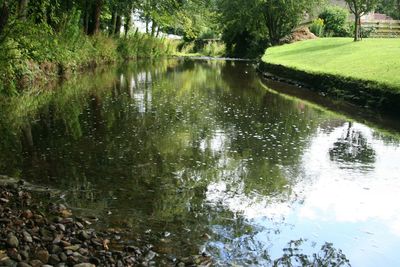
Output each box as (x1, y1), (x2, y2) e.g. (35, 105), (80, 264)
(1, 59), (400, 266)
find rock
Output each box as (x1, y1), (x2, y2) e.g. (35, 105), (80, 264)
(1, 257), (17, 267)
(19, 251), (29, 261)
(22, 210), (33, 219)
(49, 245), (61, 254)
(145, 251), (157, 261)
(78, 231), (89, 241)
(7, 249), (22, 261)
(48, 254), (60, 265)
(64, 245), (80, 251)
(73, 264), (95, 267)
(7, 233), (19, 248)
(89, 257), (100, 265)
(22, 231), (33, 243)
(57, 224), (66, 232)
(17, 262), (32, 267)
(59, 253), (67, 262)
(0, 197), (9, 203)
(35, 249), (49, 264)
(29, 260), (43, 267)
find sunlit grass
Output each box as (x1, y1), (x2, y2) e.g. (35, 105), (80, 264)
(262, 38), (400, 89)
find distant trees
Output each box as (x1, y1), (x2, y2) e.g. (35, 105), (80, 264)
(217, 0), (321, 57)
(376, 0), (400, 19)
(344, 0), (379, 41)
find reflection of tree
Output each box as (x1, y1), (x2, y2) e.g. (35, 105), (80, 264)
(274, 240), (350, 267)
(329, 122), (376, 166)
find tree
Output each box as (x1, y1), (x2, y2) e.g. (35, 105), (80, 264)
(261, 0), (320, 46)
(0, 1), (9, 35)
(345, 0), (379, 41)
(217, 0), (319, 57)
(376, 0), (400, 19)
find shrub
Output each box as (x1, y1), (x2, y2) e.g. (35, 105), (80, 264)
(309, 18), (325, 37)
(202, 41), (226, 57)
(319, 6), (350, 37)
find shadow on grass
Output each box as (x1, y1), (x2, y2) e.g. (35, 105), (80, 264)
(266, 41), (353, 58)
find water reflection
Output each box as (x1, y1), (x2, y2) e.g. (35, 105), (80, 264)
(0, 59), (400, 266)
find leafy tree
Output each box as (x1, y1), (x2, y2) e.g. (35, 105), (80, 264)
(261, 0), (321, 45)
(319, 6), (349, 37)
(344, 0), (379, 41)
(376, 0), (400, 19)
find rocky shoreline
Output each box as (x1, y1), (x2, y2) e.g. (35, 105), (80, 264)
(0, 182), (212, 267)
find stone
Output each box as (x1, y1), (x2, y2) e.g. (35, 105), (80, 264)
(64, 245), (80, 252)
(7, 249), (22, 262)
(35, 249), (49, 264)
(50, 245), (61, 254)
(48, 254), (60, 265)
(29, 260), (43, 267)
(7, 233), (19, 248)
(73, 264), (95, 267)
(22, 210), (33, 219)
(1, 257), (17, 267)
(58, 253), (67, 262)
(22, 231), (32, 243)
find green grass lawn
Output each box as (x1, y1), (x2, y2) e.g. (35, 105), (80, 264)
(262, 38), (400, 89)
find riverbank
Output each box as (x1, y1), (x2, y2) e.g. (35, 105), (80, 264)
(0, 30), (178, 95)
(0, 179), (212, 267)
(260, 38), (400, 113)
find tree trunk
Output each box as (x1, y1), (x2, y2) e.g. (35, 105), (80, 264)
(18, 0), (29, 20)
(0, 1), (9, 35)
(92, 0), (102, 35)
(354, 15), (360, 41)
(151, 21), (156, 37)
(124, 14), (131, 37)
(110, 10), (117, 36)
(83, 0), (90, 34)
(115, 15), (122, 36)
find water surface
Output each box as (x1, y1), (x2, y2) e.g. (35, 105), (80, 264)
(1, 59), (400, 266)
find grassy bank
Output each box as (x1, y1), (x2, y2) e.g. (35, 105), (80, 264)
(0, 20), (178, 95)
(262, 38), (400, 90)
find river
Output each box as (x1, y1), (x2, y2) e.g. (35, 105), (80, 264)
(1, 59), (400, 266)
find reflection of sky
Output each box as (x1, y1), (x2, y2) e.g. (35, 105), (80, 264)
(205, 122), (400, 266)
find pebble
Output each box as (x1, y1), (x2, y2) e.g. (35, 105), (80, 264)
(0, 184), (210, 267)
(7, 233), (19, 248)
(35, 250), (49, 264)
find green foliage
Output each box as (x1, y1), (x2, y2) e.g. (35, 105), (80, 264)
(309, 18), (325, 37)
(319, 6), (350, 37)
(376, 0), (400, 19)
(201, 41), (226, 57)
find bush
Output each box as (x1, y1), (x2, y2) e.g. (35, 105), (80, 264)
(202, 41), (226, 57)
(310, 18), (325, 37)
(319, 6), (350, 37)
